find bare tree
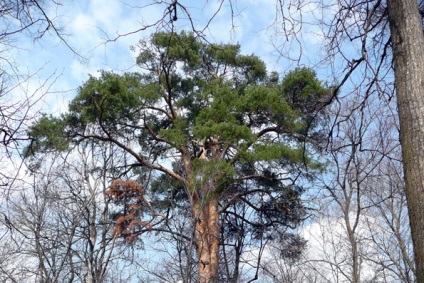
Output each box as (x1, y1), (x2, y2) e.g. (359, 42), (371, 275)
(263, 0), (424, 278)
(365, 156), (415, 283)
(258, 82), (414, 283)
(0, 0), (81, 58)
(0, 140), (140, 282)
(0, 0), (79, 190)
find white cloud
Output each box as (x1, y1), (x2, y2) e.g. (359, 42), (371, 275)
(238, 212), (389, 282)
(70, 13), (99, 49)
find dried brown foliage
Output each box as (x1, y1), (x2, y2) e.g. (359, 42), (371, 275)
(105, 179), (152, 243)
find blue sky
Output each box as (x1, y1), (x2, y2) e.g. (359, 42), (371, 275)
(1, 2), (403, 281)
(10, 0), (330, 116)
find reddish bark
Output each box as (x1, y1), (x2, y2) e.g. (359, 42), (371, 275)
(193, 196), (220, 283)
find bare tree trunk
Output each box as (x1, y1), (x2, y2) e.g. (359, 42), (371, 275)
(194, 196), (220, 283)
(387, 0), (424, 280)
(344, 212), (360, 283)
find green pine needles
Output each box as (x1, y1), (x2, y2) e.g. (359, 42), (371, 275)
(27, 31), (331, 280)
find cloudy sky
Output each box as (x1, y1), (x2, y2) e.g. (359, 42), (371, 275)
(2, 2), (401, 281)
(9, 0), (329, 116)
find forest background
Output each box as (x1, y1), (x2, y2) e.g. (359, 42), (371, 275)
(0, 0), (422, 282)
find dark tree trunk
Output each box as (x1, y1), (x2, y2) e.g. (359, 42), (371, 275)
(387, 0), (424, 280)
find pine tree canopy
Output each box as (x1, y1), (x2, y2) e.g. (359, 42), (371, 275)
(27, 31), (330, 243)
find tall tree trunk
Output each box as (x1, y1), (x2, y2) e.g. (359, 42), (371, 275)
(193, 196), (220, 283)
(344, 211), (360, 283)
(191, 135), (221, 282)
(387, 0), (424, 280)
